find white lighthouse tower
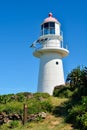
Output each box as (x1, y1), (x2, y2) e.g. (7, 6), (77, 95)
(32, 13), (69, 95)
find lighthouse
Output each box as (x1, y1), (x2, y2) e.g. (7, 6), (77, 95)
(32, 13), (69, 95)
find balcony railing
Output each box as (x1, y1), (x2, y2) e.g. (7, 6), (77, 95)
(35, 42), (68, 51)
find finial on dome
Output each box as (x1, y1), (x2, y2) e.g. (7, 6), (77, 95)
(49, 12), (53, 17)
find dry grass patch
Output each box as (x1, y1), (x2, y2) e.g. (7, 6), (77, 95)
(19, 113), (74, 130)
(48, 97), (69, 106)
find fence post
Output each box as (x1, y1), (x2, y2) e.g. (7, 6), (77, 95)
(23, 104), (28, 125)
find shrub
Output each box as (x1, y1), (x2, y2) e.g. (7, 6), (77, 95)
(65, 97), (87, 129)
(53, 85), (65, 97)
(16, 93), (25, 102)
(80, 112), (87, 130)
(3, 102), (23, 115)
(28, 101), (42, 114)
(33, 92), (50, 99)
(41, 101), (53, 112)
(81, 96), (87, 106)
(9, 120), (19, 128)
(27, 100), (52, 114)
(53, 86), (73, 98)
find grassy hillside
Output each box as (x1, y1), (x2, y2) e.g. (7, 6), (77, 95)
(0, 92), (74, 130)
(0, 66), (87, 130)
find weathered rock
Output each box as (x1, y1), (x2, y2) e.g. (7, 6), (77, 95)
(0, 115), (3, 120)
(8, 114), (22, 120)
(0, 112), (9, 124)
(38, 97), (44, 101)
(11, 95), (17, 100)
(27, 114), (38, 121)
(0, 112), (7, 118)
(27, 112), (47, 122)
(3, 117), (9, 123)
(27, 94), (34, 99)
(38, 112), (47, 119)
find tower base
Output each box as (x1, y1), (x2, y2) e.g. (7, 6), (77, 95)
(37, 53), (65, 95)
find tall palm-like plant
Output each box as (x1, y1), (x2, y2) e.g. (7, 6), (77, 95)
(66, 66), (87, 96)
(79, 67), (87, 95)
(66, 66), (81, 91)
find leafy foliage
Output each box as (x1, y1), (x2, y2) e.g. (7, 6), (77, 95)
(33, 92), (50, 99)
(65, 96), (87, 129)
(53, 86), (73, 98)
(3, 102), (23, 114)
(9, 120), (19, 128)
(0, 92), (52, 117)
(64, 66), (87, 130)
(53, 66), (87, 130)
(66, 66), (82, 91)
(66, 66), (87, 96)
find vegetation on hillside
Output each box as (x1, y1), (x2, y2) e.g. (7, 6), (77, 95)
(0, 93), (73, 130)
(0, 66), (87, 130)
(0, 92), (52, 115)
(53, 66), (87, 130)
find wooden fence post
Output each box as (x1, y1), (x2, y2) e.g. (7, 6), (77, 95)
(23, 104), (28, 125)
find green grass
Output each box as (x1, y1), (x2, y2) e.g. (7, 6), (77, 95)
(0, 95), (74, 130)
(0, 114), (73, 130)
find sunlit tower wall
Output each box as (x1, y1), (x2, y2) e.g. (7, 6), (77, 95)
(32, 13), (69, 95)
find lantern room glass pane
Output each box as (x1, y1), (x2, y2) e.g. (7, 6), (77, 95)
(41, 22), (55, 35)
(44, 23), (49, 28)
(50, 28), (55, 34)
(44, 29), (50, 34)
(50, 22), (55, 27)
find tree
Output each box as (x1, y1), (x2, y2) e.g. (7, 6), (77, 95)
(79, 67), (87, 95)
(66, 66), (81, 91)
(66, 66), (87, 96)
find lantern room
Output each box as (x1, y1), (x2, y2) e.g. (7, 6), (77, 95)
(41, 13), (61, 36)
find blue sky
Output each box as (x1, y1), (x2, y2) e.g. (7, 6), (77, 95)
(0, 0), (87, 94)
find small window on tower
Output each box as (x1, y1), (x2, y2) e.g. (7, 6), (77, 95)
(56, 62), (58, 65)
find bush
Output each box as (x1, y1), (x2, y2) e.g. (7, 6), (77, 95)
(41, 101), (53, 112)
(81, 96), (87, 106)
(3, 102), (23, 115)
(16, 93), (25, 102)
(65, 96), (87, 129)
(53, 85), (65, 97)
(33, 92), (50, 99)
(53, 86), (73, 98)
(28, 101), (42, 114)
(9, 120), (19, 128)
(27, 100), (52, 114)
(80, 112), (87, 130)
(66, 105), (85, 124)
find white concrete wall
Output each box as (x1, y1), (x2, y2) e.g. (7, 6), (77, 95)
(42, 39), (61, 48)
(37, 53), (65, 95)
(55, 23), (60, 35)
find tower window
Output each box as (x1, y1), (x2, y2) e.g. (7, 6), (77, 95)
(56, 62), (58, 65)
